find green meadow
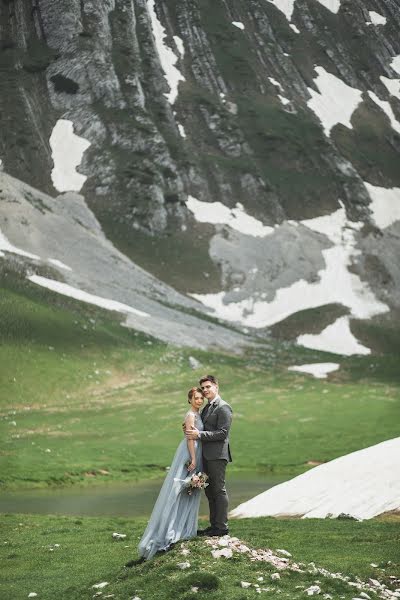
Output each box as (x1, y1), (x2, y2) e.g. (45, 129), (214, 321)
(1, 513), (399, 600)
(1, 279), (399, 490)
(1, 275), (399, 598)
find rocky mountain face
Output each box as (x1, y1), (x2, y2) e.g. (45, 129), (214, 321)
(0, 0), (399, 354)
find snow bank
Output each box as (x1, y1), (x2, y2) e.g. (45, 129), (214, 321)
(147, 0), (185, 104)
(315, 0), (341, 12)
(28, 275), (150, 318)
(391, 55), (400, 75)
(48, 258), (73, 271)
(368, 91), (400, 134)
(297, 315), (370, 355)
(191, 206), (388, 351)
(368, 11), (387, 26)
(268, 0), (340, 22)
(186, 196), (274, 237)
(267, 0), (295, 21)
(307, 67), (362, 136)
(365, 182), (400, 229)
(288, 362), (339, 378)
(230, 436), (400, 520)
(232, 21), (245, 30)
(50, 119), (91, 193)
(173, 35), (185, 57)
(380, 76), (400, 101)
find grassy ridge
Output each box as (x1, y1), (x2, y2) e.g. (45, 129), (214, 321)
(1, 513), (399, 600)
(1, 278), (399, 490)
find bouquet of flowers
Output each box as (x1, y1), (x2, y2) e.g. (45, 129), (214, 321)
(184, 471), (209, 496)
(181, 461), (209, 495)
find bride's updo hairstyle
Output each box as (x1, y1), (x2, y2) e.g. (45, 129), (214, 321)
(188, 387), (203, 403)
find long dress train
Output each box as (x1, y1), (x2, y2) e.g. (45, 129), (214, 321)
(138, 410), (204, 560)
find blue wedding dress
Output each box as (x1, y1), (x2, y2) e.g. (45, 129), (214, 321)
(138, 410), (204, 560)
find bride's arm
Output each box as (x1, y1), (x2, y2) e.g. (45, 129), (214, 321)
(184, 412), (196, 472)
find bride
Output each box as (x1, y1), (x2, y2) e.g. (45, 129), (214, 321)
(138, 387), (205, 560)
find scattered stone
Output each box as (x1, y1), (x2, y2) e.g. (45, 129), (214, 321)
(217, 537), (230, 547)
(28, 594), (38, 598)
(271, 573), (281, 581)
(323, 595), (333, 599)
(305, 585), (321, 596)
(92, 582), (109, 589)
(190, 587), (199, 594)
(370, 564), (378, 568)
(177, 561), (190, 569)
(257, 577), (264, 582)
(276, 548), (292, 557)
(181, 548), (190, 556)
(211, 548), (233, 559)
(112, 532), (126, 540)
(359, 593), (371, 599)
(241, 582), (251, 588)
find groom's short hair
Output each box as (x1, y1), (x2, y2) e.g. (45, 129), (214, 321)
(199, 374), (218, 386)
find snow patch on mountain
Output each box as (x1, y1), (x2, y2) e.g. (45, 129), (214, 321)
(48, 258), (72, 271)
(279, 95), (291, 106)
(297, 316), (370, 355)
(368, 11), (387, 26)
(267, 0), (340, 21)
(267, 0), (295, 21)
(391, 55), (400, 75)
(28, 275), (150, 318)
(315, 0), (341, 12)
(380, 76), (400, 100)
(230, 436), (400, 520)
(190, 206), (388, 354)
(178, 123), (186, 138)
(368, 91), (400, 134)
(232, 21), (245, 30)
(173, 35), (185, 57)
(186, 196), (274, 237)
(147, 0), (185, 104)
(307, 67), (362, 136)
(268, 77), (283, 91)
(365, 183), (400, 230)
(288, 363), (339, 378)
(50, 120), (90, 193)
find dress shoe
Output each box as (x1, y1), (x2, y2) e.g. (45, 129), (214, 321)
(197, 526), (214, 536)
(208, 528), (229, 536)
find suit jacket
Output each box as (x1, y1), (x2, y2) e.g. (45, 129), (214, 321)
(200, 397), (232, 462)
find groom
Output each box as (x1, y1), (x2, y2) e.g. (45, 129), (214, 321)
(185, 374), (233, 536)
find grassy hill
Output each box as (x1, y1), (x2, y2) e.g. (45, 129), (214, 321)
(1, 513), (399, 600)
(1, 270), (399, 490)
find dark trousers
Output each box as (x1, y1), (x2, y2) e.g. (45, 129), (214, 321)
(203, 457), (229, 531)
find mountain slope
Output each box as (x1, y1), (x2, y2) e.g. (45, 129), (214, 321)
(0, 0), (400, 353)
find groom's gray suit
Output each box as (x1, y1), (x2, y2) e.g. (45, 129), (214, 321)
(199, 396), (233, 532)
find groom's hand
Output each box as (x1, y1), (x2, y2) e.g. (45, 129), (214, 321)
(185, 427), (200, 440)
(182, 423), (195, 432)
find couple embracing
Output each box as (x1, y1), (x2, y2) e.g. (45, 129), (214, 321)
(138, 375), (233, 560)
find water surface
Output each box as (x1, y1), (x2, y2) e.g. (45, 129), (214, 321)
(0, 471), (286, 517)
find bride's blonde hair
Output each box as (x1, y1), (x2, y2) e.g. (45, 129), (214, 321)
(188, 387), (203, 404)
